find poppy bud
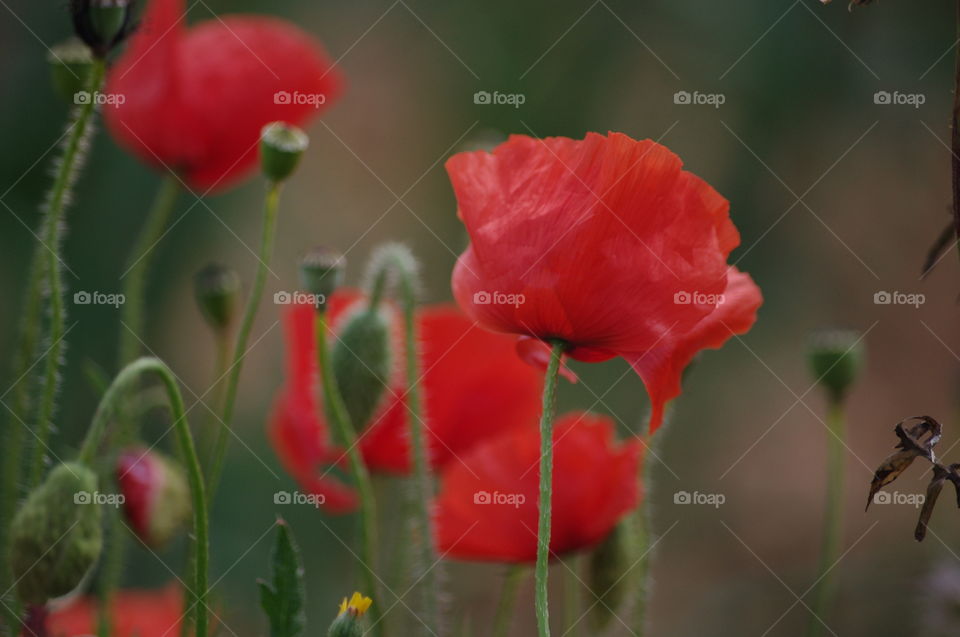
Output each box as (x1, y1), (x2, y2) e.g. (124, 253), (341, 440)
(327, 593), (372, 637)
(260, 122), (309, 182)
(69, 0), (135, 57)
(299, 248), (345, 312)
(194, 263), (241, 332)
(9, 463), (103, 604)
(48, 39), (94, 103)
(116, 448), (191, 548)
(330, 306), (393, 431)
(587, 521), (632, 629)
(807, 329), (864, 403)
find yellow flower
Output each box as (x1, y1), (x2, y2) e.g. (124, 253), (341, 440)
(337, 592), (373, 617)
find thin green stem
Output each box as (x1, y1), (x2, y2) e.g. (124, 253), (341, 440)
(806, 400), (845, 637)
(632, 431), (657, 637)
(535, 341), (565, 637)
(118, 174), (181, 366)
(78, 358), (209, 637)
(200, 328), (232, 462)
(492, 567), (527, 637)
(315, 312), (384, 636)
(208, 182), (281, 495)
(28, 57), (107, 491)
(563, 557), (580, 636)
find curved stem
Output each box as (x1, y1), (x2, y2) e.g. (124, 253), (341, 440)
(118, 174), (181, 366)
(315, 311), (384, 637)
(208, 182), (281, 495)
(806, 401), (845, 637)
(28, 57), (107, 490)
(492, 567), (527, 637)
(78, 358), (209, 637)
(535, 341), (565, 637)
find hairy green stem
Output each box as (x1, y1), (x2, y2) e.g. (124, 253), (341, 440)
(806, 401), (845, 637)
(315, 312), (384, 636)
(492, 567), (526, 637)
(28, 57), (107, 491)
(78, 358), (209, 637)
(118, 174), (180, 365)
(535, 341), (565, 637)
(208, 182), (281, 495)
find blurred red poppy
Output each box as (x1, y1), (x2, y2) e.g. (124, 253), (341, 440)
(268, 291), (544, 512)
(433, 412), (641, 563)
(446, 131), (762, 433)
(48, 586), (182, 637)
(103, 0), (344, 192)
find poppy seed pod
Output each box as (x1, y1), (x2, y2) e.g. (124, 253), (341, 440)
(48, 39), (94, 104)
(194, 263), (241, 332)
(330, 306), (393, 432)
(117, 448), (192, 548)
(327, 593), (372, 637)
(9, 463), (103, 604)
(808, 329), (863, 403)
(69, 0), (135, 57)
(299, 248), (345, 311)
(260, 122), (309, 182)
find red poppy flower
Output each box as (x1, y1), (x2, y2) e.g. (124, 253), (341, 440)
(116, 447), (191, 548)
(48, 586), (182, 637)
(433, 412), (641, 563)
(103, 0), (344, 192)
(446, 131), (762, 433)
(268, 291), (544, 511)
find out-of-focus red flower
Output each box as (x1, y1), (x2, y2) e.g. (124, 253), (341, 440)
(116, 447), (192, 548)
(268, 291), (544, 512)
(433, 412), (641, 563)
(103, 0), (344, 192)
(48, 586), (182, 637)
(446, 131), (762, 433)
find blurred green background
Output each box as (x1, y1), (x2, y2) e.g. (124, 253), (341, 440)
(3, 0), (960, 635)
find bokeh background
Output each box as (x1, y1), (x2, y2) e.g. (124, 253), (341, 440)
(2, 0), (960, 635)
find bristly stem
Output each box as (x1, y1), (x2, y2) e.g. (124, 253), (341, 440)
(314, 311), (384, 637)
(27, 57), (107, 491)
(118, 174), (181, 365)
(208, 182), (281, 495)
(493, 566), (527, 637)
(78, 358), (208, 637)
(535, 341), (565, 637)
(806, 400), (846, 637)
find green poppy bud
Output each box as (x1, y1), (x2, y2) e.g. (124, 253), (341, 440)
(9, 463), (103, 604)
(48, 39), (94, 104)
(69, 0), (135, 57)
(260, 122), (308, 182)
(330, 306), (393, 431)
(299, 248), (345, 311)
(194, 263), (241, 332)
(327, 593), (372, 637)
(808, 328), (864, 403)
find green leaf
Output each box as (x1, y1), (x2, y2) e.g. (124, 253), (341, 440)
(258, 520), (306, 637)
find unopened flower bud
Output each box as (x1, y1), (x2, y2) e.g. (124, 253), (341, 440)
(330, 306), (393, 430)
(116, 447), (191, 548)
(194, 263), (241, 332)
(808, 329), (864, 403)
(70, 0), (135, 57)
(48, 39), (94, 104)
(9, 463), (103, 604)
(328, 593), (372, 637)
(299, 248), (344, 311)
(260, 122), (308, 182)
